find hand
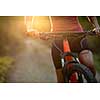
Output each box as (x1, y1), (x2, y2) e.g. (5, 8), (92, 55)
(31, 30), (39, 38)
(93, 27), (100, 36)
(26, 29), (39, 38)
(93, 27), (100, 33)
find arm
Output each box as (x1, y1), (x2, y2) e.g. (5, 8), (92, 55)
(87, 16), (100, 32)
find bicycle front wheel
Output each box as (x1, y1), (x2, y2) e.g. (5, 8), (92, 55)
(67, 63), (97, 83)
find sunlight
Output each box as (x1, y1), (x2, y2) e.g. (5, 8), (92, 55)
(24, 16), (34, 32)
(24, 16), (53, 33)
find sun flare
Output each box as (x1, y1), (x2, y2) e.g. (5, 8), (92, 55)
(24, 16), (53, 33)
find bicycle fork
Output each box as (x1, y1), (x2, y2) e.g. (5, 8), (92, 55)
(62, 39), (78, 82)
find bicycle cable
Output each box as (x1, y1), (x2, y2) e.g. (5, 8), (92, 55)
(52, 42), (63, 54)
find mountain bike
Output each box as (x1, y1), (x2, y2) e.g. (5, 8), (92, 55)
(27, 30), (99, 83)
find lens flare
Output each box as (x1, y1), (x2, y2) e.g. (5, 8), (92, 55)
(24, 16), (53, 33)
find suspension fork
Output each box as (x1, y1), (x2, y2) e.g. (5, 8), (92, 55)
(63, 39), (78, 82)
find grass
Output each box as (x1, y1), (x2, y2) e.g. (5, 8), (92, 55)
(0, 56), (15, 82)
(94, 53), (100, 72)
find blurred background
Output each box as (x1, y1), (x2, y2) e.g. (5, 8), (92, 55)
(0, 16), (100, 82)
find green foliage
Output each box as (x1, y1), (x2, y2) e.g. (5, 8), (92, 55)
(93, 53), (100, 72)
(87, 36), (100, 53)
(0, 56), (14, 82)
(78, 16), (93, 30)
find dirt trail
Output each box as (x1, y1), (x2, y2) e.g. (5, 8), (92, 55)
(6, 37), (100, 83)
(7, 38), (57, 82)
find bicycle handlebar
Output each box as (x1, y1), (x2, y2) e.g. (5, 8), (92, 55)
(26, 29), (100, 40)
(38, 30), (100, 40)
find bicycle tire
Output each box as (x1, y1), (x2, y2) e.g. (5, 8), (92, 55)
(67, 63), (97, 83)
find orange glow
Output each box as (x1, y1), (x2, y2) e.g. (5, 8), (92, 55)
(24, 16), (53, 33)
(24, 16), (35, 32)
